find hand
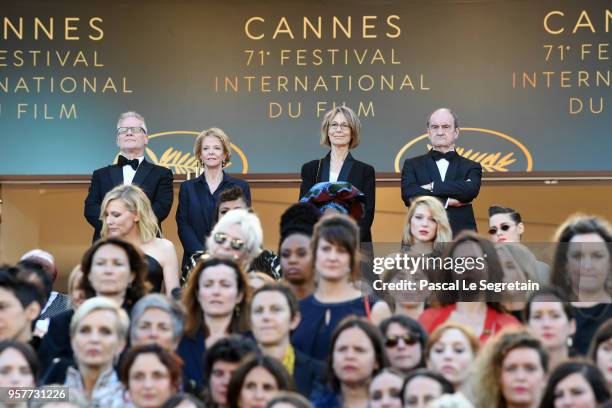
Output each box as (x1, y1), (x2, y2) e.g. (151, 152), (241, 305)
(448, 199), (471, 207)
(420, 183), (433, 191)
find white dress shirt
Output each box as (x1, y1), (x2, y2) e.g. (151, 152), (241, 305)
(122, 156), (144, 185)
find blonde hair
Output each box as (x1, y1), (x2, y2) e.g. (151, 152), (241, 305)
(207, 208), (263, 264)
(100, 184), (160, 243)
(117, 111), (147, 134)
(402, 196), (452, 248)
(69, 296), (130, 340)
(193, 127), (232, 167)
(320, 106), (361, 149)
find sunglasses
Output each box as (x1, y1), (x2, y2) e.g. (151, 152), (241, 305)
(214, 232), (245, 251)
(385, 334), (419, 348)
(488, 224), (512, 235)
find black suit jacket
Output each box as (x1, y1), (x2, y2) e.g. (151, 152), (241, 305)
(294, 349), (326, 398)
(300, 152), (375, 242)
(176, 173), (252, 269)
(400, 151), (482, 234)
(84, 159), (174, 241)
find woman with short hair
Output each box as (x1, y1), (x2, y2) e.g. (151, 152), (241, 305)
(120, 343), (183, 408)
(65, 297), (129, 407)
(291, 214), (375, 361)
(101, 184), (179, 294)
(176, 127), (251, 272)
(130, 293), (185, 351)
(206, 208), (264, 272)
(299, 106), (376, 243)
(250, 283), (325, 397)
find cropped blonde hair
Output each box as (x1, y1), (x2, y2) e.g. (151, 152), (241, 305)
(70, 296), (130, 341)
(194, 127), (232, 167)
(402, 196), (452, 248)
(320, 106), (361, 149)
(100, 184), (160, 243)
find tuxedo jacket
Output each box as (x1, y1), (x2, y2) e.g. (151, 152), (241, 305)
(84, 159), (174, 241)
(176, 172), (251, 269)
(400, 151), (482, 234)
(300, 152), (375, 242)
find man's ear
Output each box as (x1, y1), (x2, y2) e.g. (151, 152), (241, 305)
(517, 222), (525, 235)
(25, 302), (41, 323)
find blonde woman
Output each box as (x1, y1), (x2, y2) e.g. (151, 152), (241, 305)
(65, 297), (129, 407)
(299, 106), (376, 243)
(101, 184), (179, 294)
(176, 127), (251, 271)
(401, 195), (452, 255)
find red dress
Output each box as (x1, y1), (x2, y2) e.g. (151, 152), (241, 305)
(419, 304), (520, 343)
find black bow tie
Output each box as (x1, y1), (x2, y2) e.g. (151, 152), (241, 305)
(118, 155), (140, 170)
(431, 150), (457, 161)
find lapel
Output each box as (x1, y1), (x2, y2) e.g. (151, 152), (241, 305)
(194, 175), (211, 226)
(426, 151), (442, 183)
(109, 165), (123, 187)
(133, 159), (153, 186)
(445, 153), (460, 181)
(338, 152), (355, 182)
(318, 153), (331, 183)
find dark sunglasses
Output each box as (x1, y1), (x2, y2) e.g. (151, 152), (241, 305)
(214, 232), (245, 251)
(385, 333), (419, 348)
(488, 224), (512, 235)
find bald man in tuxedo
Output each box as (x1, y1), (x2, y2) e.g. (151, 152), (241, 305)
(401, 108), (482, 235)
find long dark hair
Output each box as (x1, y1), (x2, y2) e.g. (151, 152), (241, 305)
(80, 237), (150, 306)
(328, 317), (389, 392)
(539, 360), (610, 408)
(226, 353), (295, 408)
(550, 214), (612, 299)
(182, 257), (250, 338)
(0, 340), (40, 382)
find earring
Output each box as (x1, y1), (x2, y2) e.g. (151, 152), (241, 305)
(235, 304), (241, 317)
(567, 336), (573, 348)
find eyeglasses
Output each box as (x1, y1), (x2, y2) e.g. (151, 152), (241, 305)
(428, 124), (454, 132)
(117, 126), (146, 135)
(385, 333), (419, 348)
(488, 224), (513, 235)
(329, 122), (350, 131)
(214, 232), (245, 251)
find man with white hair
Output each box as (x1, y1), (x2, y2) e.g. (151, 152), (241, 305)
(84, 111), (173, 241)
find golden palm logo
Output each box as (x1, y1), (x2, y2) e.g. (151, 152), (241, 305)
(144, 131), (249, 175)
(394, 128), (533, 173)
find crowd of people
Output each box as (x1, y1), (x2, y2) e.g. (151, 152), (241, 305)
(0, 107), (611, 408)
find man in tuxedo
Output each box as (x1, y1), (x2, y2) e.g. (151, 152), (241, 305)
(84, 111), (173, 241)
(401, 108), (482, 235)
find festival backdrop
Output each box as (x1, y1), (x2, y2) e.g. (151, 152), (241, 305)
(0, 0), (610, 175)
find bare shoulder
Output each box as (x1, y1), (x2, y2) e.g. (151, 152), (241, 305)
(371, 301), (392, 326)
